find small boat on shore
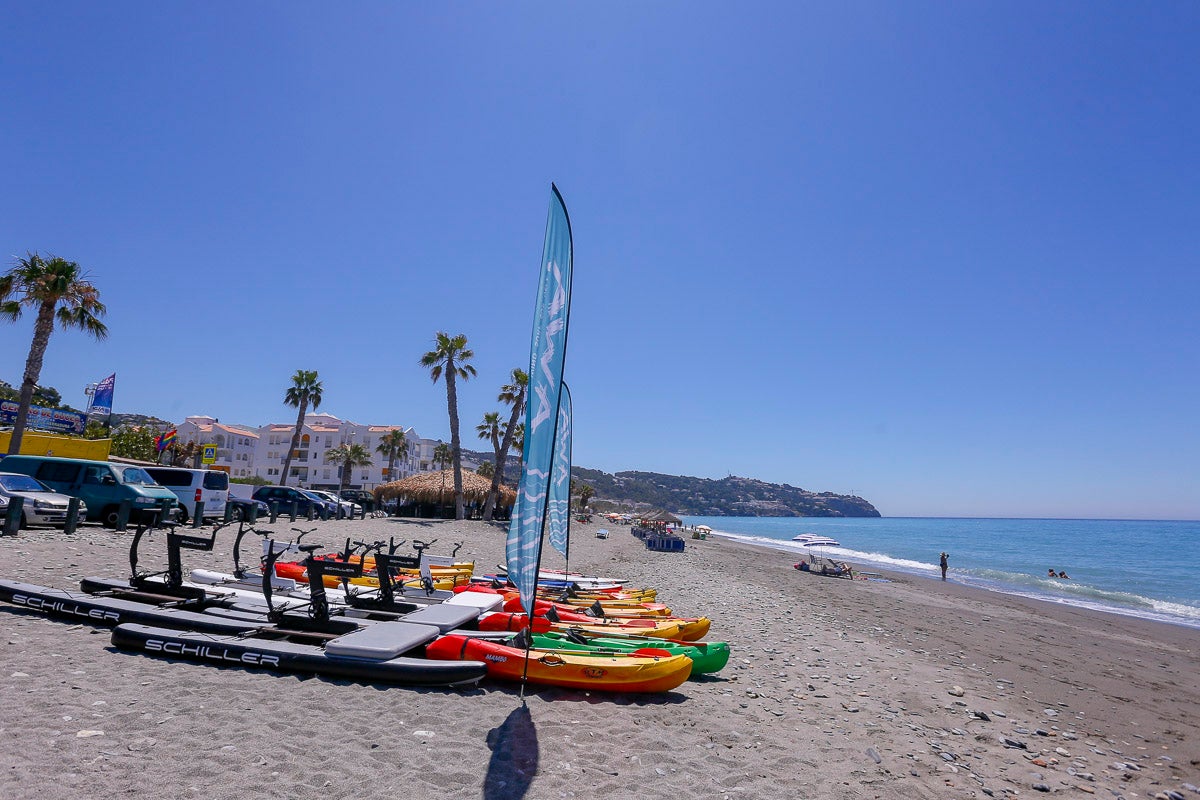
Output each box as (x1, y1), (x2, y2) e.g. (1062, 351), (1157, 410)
(791, 534), (842, 547)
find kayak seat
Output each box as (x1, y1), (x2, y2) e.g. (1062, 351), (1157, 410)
(402, 603), (481, 632)
(324, 621), (441, 661)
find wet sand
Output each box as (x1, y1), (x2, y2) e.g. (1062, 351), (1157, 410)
(0, 516), (1197, 799)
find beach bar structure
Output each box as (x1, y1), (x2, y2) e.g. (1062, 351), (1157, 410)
(373, 469), (515, 519)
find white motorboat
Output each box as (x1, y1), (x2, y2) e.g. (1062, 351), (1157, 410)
(791, 534), (842, 547)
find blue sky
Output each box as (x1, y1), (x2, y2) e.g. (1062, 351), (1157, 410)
(2, 3), (1197, 519)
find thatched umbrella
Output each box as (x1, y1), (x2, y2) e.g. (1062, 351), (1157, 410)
(374, 469), (516, 508)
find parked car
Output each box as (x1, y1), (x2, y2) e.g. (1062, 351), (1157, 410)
(0, 456), (179, 527)
(309, 489), (359, 518)
(339, 489), (374, 507)
(299, 489), (345, 518)
(144, 467), (229, 523)
(0, 471), (88, 528)
(226, 495), (270, 522)
(251, 485), (328, 517)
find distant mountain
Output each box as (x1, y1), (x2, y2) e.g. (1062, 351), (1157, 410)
(110, 413), (172, 429)
(459, 448), (880, 518)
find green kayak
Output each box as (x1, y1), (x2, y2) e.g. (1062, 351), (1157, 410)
(532, 628), (730, 676)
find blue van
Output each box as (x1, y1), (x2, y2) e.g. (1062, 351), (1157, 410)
(0, 456), (180, 527)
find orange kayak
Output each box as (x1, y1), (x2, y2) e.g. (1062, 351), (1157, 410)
(426, 634), (692, 693)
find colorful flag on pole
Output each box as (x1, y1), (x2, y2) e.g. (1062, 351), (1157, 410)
(155, 428), (177, 452)
(505, 184), (574, 616)
(546, 382), (572, 560)
(89, 373), (115, 416)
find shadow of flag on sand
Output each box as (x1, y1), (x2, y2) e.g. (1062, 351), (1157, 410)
(483, 704), (539, 799)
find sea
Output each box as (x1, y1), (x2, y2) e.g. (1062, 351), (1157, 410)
(679, 516), (1200, 630)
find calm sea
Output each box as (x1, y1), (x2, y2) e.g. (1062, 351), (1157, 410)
(679, 516), (1200, 630)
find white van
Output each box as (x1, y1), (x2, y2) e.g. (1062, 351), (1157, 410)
(144, 467), (228, 523)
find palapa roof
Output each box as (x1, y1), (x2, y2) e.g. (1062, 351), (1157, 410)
(638, 509), (682, 524)
(373, 469), (515, 506)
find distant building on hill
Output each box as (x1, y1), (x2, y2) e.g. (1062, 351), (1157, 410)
(175, 413), (440, 491)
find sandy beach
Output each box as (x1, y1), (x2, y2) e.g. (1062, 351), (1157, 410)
(0, 516), (1197, 800)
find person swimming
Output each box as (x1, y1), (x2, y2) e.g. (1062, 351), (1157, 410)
(1048, 568), (1057, 578)
(1058, 570), (1070, 579)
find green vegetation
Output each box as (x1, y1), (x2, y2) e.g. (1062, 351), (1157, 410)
(375, 429), (409, 484)
(420, 332), (475, 520)
(324, 442), (373, 492)
(231, 475), (270, 485)
(280, 369), (322, 487)
(110, 426), (157, 461)
(0, 253), (108, 453)
(570, 467), (880, 517)
(484, 367), (527, 521)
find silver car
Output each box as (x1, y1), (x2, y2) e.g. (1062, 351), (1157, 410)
(0, 471), (88, 528)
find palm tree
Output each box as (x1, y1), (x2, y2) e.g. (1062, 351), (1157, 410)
(483, 368), (528, 521)
(375, 429), (409, 483)
(577, 482), (595, 512)
(433, 441), (452, 469)
(476, 461), (495, 478)
(419, 332), (476, 519)
(325, 442), (373, 493)
(433, 441), (452, 512)
(476, 410), (503, 486)
(1, 253), (108, 454)
(280, 370), (322, 486)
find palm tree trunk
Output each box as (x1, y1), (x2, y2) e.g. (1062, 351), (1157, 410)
(7, 302), (57, 455)
(483, 396), (524, 521)
(280, 400), (307, 486)
(446, 369), (464, 520)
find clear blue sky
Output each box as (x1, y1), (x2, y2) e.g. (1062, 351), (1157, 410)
(2, 3), (1197, 520)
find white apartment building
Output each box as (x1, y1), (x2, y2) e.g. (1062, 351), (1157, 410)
(175, 416), (259, 478)
(176, 412), (441, 490)
(254, 413), (435, 490)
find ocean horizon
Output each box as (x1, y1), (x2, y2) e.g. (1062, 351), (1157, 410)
(679, 515), (1200, 630)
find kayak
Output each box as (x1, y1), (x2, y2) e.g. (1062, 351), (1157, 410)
(488, 568), (629, 590)
(532, 630), (730, 676)
(426, 633), (691, 693)
(272, 560), (466, 590)
(477, 611), (685, 640)
(506, 596), (711, 641)
(501, 594), (673, 619)
(189, 568), (455, 606)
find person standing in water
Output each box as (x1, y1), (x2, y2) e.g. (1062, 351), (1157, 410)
(939, 552), (949, 581)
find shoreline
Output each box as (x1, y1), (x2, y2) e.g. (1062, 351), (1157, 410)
(0, 517), (1197, 799)
(689, 519), (1200, 632)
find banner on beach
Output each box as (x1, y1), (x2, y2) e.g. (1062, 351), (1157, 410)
(88, 373), (115, 417)
(0, 401), (87, 435)
(505, 184), (574, 616)
(546, 382), (572, 560)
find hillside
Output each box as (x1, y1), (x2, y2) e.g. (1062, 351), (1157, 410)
(459, 449), (880, 517)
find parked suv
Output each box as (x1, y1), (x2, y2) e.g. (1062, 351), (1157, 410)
(251, 485), (328, 517)
(0, 472), (88, 528)
(144, 467), (229, 523)
(0, 456), (179, 527)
